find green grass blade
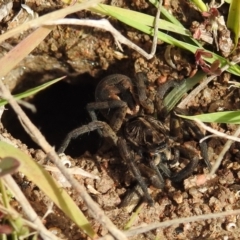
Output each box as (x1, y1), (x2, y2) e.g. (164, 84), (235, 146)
(227, 0), (240, 49)
(188, 0), (208, 12)
(163, 71), (206, 114)
(0, 141), (96, 238)
(0, 76), (65, 107)
(178, 111), (240, 124)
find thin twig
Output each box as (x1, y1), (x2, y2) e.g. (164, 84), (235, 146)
(149, 0), (162, 59)
(124, 209), (240, 237)
(43, 1), (163, 60)
(194, 119), (240, 143)
(17, 99), (36, 112)
(0, 80), (127, 239)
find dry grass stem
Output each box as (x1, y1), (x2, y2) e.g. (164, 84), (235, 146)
(209, 125), (240, 175)
(194, 119), (240, 143)
(149, 0), (162, 59)
(124, 209), (240, 237)
(42, 202), (54, 221)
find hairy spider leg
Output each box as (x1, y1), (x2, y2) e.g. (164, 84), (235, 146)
(199, 141), (211, 170)
(156, 151), (172, 178)
(87, 74), (137, 133)
(87, 100), (128, 137)
(184, 119), (211, 171)
(138, 163), (164, 189)
(149, 159), (165, 187)
(134, 72), (154, 114)
(120, 184), (144, 209)
(118, 138), (154, 205)
(141, 151), (172, 188)
(180, 118), (211, 171)
(170, 110), (212, 172)
(57, 121), (118, 154)
(170, 145), (199, 182)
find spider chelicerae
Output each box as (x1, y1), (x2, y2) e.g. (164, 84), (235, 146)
(57, 72), (211, 205)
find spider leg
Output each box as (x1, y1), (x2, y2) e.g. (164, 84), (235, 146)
(87, 100), (128, 132)
(149, 159), (165, 187)
(134, 72), (154, 114)
(183, 119), (212, 171)
(157, 149), (172, 178)
(170, 145), (199, 182)
(158, 162), (172, 178)
(118, 138), (154, 205)
(171, 109), (212, 171)
(120, 184), (144, 210)
(148, 152), (172, 187)
(57, 121), (118, 154)
(200, 141), (211, 170)
(138, 163), (164, 189)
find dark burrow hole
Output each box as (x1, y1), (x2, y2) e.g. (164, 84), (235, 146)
(2, 73), (103, 157)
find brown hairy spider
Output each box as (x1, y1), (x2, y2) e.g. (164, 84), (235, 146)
(57, 73), (211, 205)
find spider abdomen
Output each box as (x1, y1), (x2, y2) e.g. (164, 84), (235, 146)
(124, 115), (168, 154)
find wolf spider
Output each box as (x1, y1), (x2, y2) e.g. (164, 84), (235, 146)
(57, 73), (211, 205)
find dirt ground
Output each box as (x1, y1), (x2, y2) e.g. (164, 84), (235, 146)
(1, 0), (240, 239)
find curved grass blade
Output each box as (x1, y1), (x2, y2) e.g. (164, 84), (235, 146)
(227, 0), (240, 49)
(162, 71), (206, 115)
(188, 0), (208, 12)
